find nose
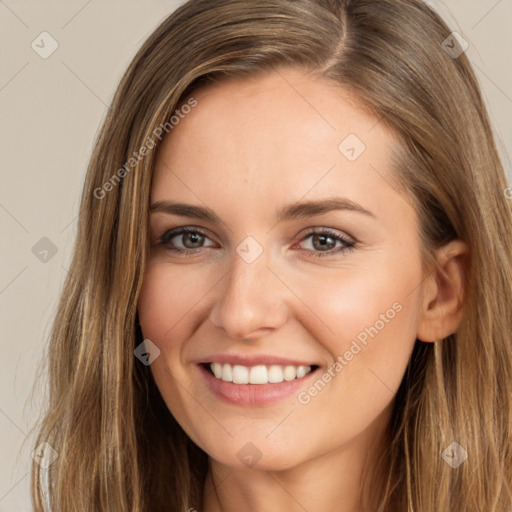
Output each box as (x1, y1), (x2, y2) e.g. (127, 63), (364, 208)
(208, 246), (290, 341)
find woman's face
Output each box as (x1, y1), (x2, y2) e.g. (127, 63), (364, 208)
(138, 66), (426, 471)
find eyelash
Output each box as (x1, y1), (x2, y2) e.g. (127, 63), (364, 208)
(158, 226), (356, 258)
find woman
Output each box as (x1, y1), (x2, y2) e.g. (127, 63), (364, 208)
(31, 0), (512, 510)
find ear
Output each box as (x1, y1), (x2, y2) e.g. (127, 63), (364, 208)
(416, 239), (469, 343)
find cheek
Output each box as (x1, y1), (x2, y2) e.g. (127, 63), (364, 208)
(291, 249), (421, 354)
(294, 252), (422, 421)
(137, 262), (214, 440)
(137, 261), (212, 343)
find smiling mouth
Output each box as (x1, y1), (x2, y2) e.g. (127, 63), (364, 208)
(202, 362), (319, 385)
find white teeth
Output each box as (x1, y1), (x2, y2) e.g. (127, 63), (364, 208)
(249, 365), (268, 384)
(209, 363), (313, 384)
(232, 365), (249, 384)
(268, 365), (283, 383)
(212, 362), (223, 379)
(221, 363), (233, 382)
(283, 365), (297, 381)
(296, 366), (307, 378)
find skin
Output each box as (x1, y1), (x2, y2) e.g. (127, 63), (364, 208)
(137, 66), (468, 512)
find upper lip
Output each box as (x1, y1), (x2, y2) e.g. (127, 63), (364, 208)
(197, 354), (319, 367)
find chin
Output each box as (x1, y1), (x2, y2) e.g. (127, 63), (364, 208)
(203, 441), (306, 472)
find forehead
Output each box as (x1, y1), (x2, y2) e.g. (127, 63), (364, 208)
(151, 67), (405, 222)
(176, 68), (385, 149)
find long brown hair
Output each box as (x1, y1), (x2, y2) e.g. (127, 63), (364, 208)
(30, 0), (512, 510)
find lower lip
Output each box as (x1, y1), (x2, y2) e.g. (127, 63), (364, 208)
(198, 364), (319, 407)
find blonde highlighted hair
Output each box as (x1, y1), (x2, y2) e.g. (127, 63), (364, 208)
(30, 0), (512, 510)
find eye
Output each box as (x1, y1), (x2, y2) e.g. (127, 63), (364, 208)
(157, 226), (356, 258)
(296, 228), (356, 258)
(158, 226), (216, 253)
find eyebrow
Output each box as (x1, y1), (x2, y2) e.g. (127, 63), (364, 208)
(149, 197), (376, 223)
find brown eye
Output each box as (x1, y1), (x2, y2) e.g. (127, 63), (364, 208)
(160, 227), (215, 253)
(180, 232), (205, 249)
(310, 233), (337, 251)
(297, 229), (356, 258)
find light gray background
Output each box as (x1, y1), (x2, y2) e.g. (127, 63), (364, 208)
(1, 1), (511, 510)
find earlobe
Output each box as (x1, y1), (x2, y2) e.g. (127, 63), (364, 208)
(416, 239), (469, 343)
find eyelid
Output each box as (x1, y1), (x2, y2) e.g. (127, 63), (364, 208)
(296, 226), (355, 243)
